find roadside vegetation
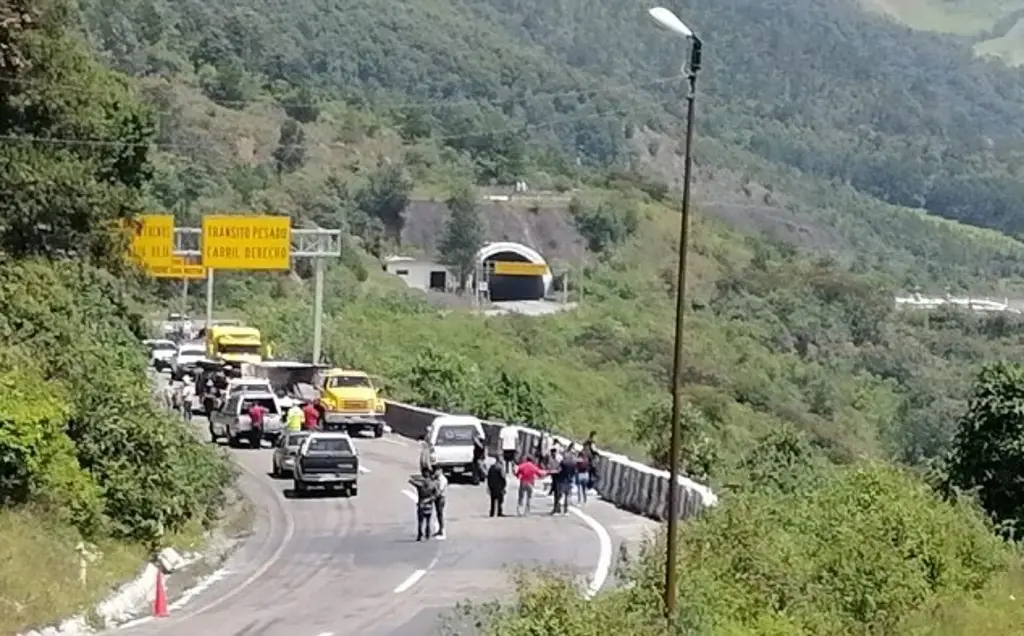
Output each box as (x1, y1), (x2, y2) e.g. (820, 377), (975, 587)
(5, 0), (1024, 632)
(0, 3), (228, 633)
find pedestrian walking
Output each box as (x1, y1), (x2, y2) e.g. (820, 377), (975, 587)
(543, 447), (560, 496)
(552, 449), (577, 515)
(486, 461), (507, 517)
(576, 450), (591, 505)
(499, 424), (519, 474)
(514, 455), (545, 515)
(410, 473), (438, 541)
(472, 429), (487, 484)
(433, 467), (448, 540)
(581, 430), (598, 491)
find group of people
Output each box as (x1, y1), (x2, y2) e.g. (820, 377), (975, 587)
(284, 399), (320, 432)
(410, 426), (599, 541)
(489, 431), (598, 517)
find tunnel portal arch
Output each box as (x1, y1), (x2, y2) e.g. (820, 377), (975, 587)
(475, 242), (552, 302)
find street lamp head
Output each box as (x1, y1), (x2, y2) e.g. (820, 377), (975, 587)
(649, 7), (693, 38)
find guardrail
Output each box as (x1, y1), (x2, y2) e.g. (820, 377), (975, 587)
(385, 401), (717, 521)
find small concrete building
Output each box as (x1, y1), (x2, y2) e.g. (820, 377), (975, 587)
(383, 256), (453, 292)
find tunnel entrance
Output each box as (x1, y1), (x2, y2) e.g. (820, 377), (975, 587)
(485, 251), (546, 302)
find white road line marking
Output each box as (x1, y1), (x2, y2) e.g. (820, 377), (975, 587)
(569, 508), (613, 598)
(393, 555), (439, 594)
(314, 632), (334, 636)
(168, 567), (231, 611)
(381, 436), (409, 447)
(401, 488), (416, 502)
(168, 466), (297, 622)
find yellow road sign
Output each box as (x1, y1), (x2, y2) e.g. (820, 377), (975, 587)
(148, 257), (206, 280)
(492, 261), (548, 276)
(201, 215), (292, 270)
(126, 215), (174, 268)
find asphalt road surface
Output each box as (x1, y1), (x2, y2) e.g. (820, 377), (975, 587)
(123, 377), (656, 636)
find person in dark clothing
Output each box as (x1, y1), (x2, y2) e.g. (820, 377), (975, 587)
(409, 473), (438, 541)
(486, 461), (507, 517)
(582, 430), (598, 488)
(552, 452), (577, 515)
(472, 430), (487, 484)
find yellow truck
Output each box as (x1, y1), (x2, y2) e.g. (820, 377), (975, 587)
(316, 368), (387, 437)
(205, 325), (263, 367)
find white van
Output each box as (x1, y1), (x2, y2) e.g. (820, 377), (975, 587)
(427, 415), (485, 484)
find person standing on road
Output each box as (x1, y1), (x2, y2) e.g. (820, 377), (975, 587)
(180, 382), (194, 421)
(486, 460), (507, 517)
(419, 435), (437, 475)
(301, 401), (319, 431)
(514, 455), (545, 516)
(410, 473), (438, 541)
(472, 429), (487, 484)
(286, 402), (303, 433)
(499, 424), (519, 475)
(433, 467), (448, 540)
(247, 401), (267, 435)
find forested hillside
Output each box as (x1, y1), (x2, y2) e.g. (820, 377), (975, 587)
(81, 0), (1024, 244)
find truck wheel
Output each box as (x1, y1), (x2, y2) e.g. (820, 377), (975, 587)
(272, 462), (280, 478)
(373, 423), (384, 438)
(348, 485), (358, 497)
(470, 470), (481, 486)
(293, 481), (305, 496)
(228, 435), (240, 448)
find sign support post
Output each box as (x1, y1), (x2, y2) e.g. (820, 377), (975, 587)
(205, 269), (215, 332)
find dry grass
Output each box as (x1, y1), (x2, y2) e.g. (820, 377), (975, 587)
(899, 561), (1024, 635)
(0, 509), (146, 635)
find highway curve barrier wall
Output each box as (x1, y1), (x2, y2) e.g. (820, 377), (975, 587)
(385, 401), (718, 521)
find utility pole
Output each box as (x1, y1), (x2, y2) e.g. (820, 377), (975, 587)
(312, 255), (325, 365)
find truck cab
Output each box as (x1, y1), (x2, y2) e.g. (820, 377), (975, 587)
(206, 325), (263, 366)
(293, 431), (360, 497)
(316, 369), (386, 437)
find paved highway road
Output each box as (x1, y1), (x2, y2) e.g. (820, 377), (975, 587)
(124, 379), (655, 636)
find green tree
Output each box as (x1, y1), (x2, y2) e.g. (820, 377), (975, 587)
(0, 0), (155, 272)
(631, 395), (718, 480)
(272, 118), (306, 175)
(947, 361), (1024, 538)
(281, 84), (319, 123)
(438, 181), (484, 291)
(569, 195), (639, 254)
(355, 162), (412, 243)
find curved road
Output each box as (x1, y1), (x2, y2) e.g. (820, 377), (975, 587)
(120, 388), (654, 636)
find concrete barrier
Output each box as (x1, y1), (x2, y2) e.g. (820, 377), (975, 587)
(385, 400), (717, 521)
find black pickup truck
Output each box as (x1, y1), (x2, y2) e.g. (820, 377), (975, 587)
(292, 431), (359, 497)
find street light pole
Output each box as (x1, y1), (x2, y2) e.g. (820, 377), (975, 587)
(649, 6), (703, 624)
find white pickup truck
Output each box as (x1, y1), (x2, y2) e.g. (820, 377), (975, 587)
(427, 415), (485, 485)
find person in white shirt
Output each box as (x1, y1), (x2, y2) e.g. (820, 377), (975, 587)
(499, 424), (519, 475)
(433, 468), (448, 540)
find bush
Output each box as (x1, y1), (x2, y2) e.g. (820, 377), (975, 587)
(0, 259), (230, 543)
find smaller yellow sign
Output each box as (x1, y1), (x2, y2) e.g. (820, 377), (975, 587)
(126, 215), (174, 268)
(201, 215), (292, 270)
(492, 261), (548, 276)
(148, 257), (206, 280)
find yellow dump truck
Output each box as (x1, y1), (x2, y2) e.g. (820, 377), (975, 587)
(205, 325), (263, 367)
(316, 368), (386, 437)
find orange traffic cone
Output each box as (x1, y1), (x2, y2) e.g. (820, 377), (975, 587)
(153, 569), (169, 618)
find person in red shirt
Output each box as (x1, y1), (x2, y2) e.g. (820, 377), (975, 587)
(514, 455), (546, 516)
(247, 402), (267, 430)
(301, 401), (320, 431)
